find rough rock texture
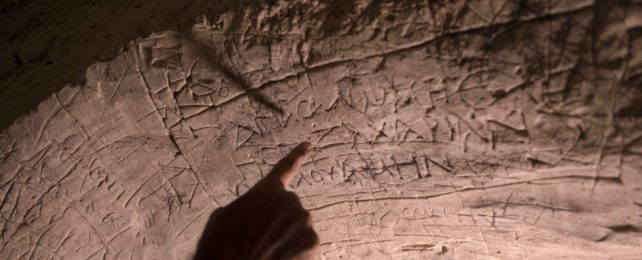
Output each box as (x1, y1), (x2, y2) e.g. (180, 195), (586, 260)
(1, 0), (642, 259)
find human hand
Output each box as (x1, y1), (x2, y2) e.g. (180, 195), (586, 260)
(193, 142), (319, 260)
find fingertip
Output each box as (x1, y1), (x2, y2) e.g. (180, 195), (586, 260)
(266, 142), (315, 188)
(294, 141), (314, 157)
(300, 141), (313, 151)
(289, 142), (314, 167)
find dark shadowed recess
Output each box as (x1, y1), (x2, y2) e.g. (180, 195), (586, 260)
(0, 0), (415, 129)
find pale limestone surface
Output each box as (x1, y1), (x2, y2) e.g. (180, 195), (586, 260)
(1, 0), (642, 259)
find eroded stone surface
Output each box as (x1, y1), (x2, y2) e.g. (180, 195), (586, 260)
(1, 0), (642, 259)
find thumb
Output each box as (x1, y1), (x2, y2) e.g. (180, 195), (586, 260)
(266, 142), (313, 188)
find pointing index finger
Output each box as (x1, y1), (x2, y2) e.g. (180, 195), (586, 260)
(267, 142), (313, 188)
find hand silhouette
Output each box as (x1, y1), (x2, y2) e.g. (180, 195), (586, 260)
(194, 142), (319, 260)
